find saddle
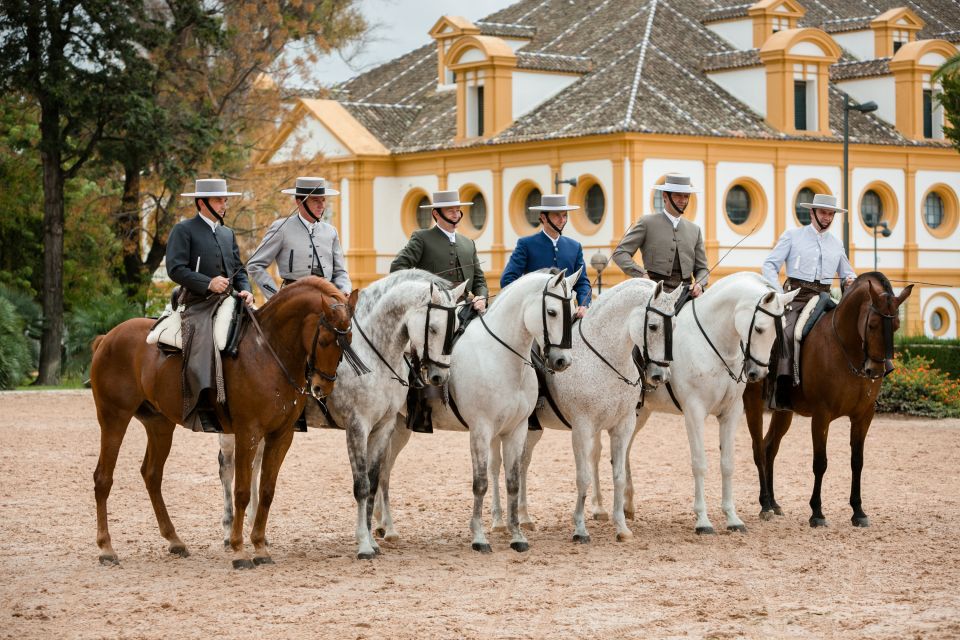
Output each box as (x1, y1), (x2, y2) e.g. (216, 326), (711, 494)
(146, 287), (245, 357)
(790, 292), (837, 384)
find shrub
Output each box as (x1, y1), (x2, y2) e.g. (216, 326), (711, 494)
(895, 335), (960, 379)
(876, 351), (960, 418)
(64, 293), (140, 377)
(0, 294), (33, 389)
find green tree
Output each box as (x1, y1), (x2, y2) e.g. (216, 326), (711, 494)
(933, 52), (960, 152)
(0, 0), (165, 383)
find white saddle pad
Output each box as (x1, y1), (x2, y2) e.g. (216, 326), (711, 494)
(146, 295), (237, 351)
(794, 296), (821, 344)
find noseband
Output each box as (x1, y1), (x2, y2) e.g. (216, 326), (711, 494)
(305, 302), (371, 386)
(691, 293), (784, 383)
(832, 296), (897, 380)
(420, 282), (457, 370)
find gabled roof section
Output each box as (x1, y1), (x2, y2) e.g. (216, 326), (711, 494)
(748, 0), (806, 19)
(428, 16), (481, 39)
(871, 7), (925, 30)
(323, 0), (960, 153)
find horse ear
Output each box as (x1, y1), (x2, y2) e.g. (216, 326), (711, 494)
(895, 284), (914, 305)
(347, 288), (360, 312)
(551, 269), (567, 289)
(564, 267), (583, 291)
(779, 289), (801, 305)
(653, 281), (664, 298)
(867, 280), (883, 306)
(762, 291), (776, 306)
(450, 281), (468, 302)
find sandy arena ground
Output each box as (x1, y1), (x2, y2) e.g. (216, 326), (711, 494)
(1, 390), (958, 639)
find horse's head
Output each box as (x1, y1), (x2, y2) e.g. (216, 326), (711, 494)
(305, 288), (359, 399)
(526, 269), (580, 372)
(406, 280), (467, 386)
(737, 287), (800, 383)
(856, 276), (913, 378)
(630, 281), (683, 386)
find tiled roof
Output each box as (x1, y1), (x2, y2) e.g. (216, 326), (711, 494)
(701, 4), (752, 23)
(702, 49), (761, 71)
(930, 29), (960, 43)
(328, 0), (960, 154)
(821, 16), (874, 33)
(830, 58), (891, 81)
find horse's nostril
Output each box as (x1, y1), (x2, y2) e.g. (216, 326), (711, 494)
(652, 374), (662, 382)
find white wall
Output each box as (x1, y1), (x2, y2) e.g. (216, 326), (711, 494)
(920, 289), (960, 338)
(448, 169), (494, 247)
(715, 161), (776, 269)
(835, 76), (896, 126)
(784, 165), (842, 231)
(512, 71), (580, 120)
(372, 174), (439, 273)
(706, 20), (753, 50)
(502, 38), (530, 52)
(502, 164), (551, 246)
(558, 159), (614, 244)
(850, 167), (904, 272)
(271, 115), (349, 164)
(640, 159), (706, 230)
(707, 67), (766, 118)
(915, 170), (960, 246)
(831, 30), (874, 60)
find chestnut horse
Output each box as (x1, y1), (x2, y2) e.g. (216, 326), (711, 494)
(91, 277), (358, 568)
(743, 272), (912, 528)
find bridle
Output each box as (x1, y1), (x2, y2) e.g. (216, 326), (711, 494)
(479, 274), (576, 372)
(832, 293), (896, 380)
(578, 294), (674, 387)
(691, 292), (784, 383)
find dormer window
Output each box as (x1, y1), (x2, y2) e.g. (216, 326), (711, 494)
(445, 35), (517, 140)
(871, 8), (924, 58)
(889, 39), (956, 140)
(772, 16), (790, 34)
(749, 0), (806, 48)
(892, 29), (910, 53)
(468, 84), (485, 137)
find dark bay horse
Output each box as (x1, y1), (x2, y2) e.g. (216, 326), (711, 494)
(91, 277), (358, 568)
(743, 272), (912, 528)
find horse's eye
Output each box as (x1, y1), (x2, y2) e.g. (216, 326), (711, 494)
(647, 324), (658, 332)
(428, 326), (437, 335)
(755, 327), (764, 334)
(547, 309), (558, 318)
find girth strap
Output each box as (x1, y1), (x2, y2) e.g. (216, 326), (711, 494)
(533, 356), (574, 429)
(447, 389), (470, 429)
(665, 381), (683, 412)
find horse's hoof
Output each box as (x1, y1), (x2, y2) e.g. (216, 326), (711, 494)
(773, 506), (784, 516)
(373, 545), (382, 555)
(616, 530), (633, 542)
(232, 559), (256, 570)
(852, 516), (870, 528)
(491, 524), (508, 533)
(624, 511), (636, 521)
(357, 551), (377, 560)
(223, 540), (231, 549)
(168, 545), (190, 558)
(520, 521), (536, 532)
(374, 527), (386, 538)
(510, 541), (530, 553)
(695, 526), (716, 535)
(727, 524), (748, 533)
(592, 512), (609, 522)
(471, 543), (493, 554)
(759, 510), (775, 522)
(98, 554), (119, 566)
(809, 517), (828, 528)
(572, 534), (591, 544)
(383, 532), (399, 543)
(252, 556), (274, 566)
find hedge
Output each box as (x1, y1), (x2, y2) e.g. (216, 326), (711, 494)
(0, 294), (33, 389)
(876, 352), (960, 418)
(895, 336), (960, 379)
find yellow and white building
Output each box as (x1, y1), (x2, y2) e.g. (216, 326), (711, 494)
(246, 0), (960, 337)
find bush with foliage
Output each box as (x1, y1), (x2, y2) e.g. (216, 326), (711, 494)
(895, 335), (960, 379)
(0, 293), (33, 389)
(64, 293), (141, 378)
(876, 351), (960, 418)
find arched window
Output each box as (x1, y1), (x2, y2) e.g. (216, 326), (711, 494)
(725, 185), (750, 225)
(469, 192), (487, 231)
(584, 184), (605, 224)
(524, 188), (542, 227)
(924, 192), (944, 229)
(416, 196), (432, 230)
(795, 187), (815, 225)
(860, 190), (883, 227)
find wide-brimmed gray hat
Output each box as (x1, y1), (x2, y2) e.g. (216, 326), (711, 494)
(281, 176), (340, 196)
(529, 194), (580, 212)
(798, 193), (846, 213)
(419, 190), (473, 208)
(653, 174), (700, 194)
(181, 178), (241, 197)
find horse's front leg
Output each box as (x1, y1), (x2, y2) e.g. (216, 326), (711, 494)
(363, 418), (396, 556)
(590, 430), (607, 521)
(609, 419), (635, 541)
(764, 410), (794, 516)
(218, 434), (236, 547)
(249, 426), (294, 565)
(94, 406), (132, 565)
(140, 417), (188, 557)
(469, 428), (493, 553)
(683, 406), (715, 534)
(718, 406), (746, 532)
(570, 425), (596, 543)
(229, 431), (259, 569)
(346, 418), (377, 559)
(625, 408), (652, 521)
(742, 381), (772, 520)
(501, 422), (530, 552)
(849, 412), (874, 527)
(518, 427), (542, 531)
(489, 434), (506, 533)
(808, 413), (831, 528)
(374, 417), (409, 542)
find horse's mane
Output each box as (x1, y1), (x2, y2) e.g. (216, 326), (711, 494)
(706, 271), (774, 296)
(488, 271), (554, 313)
(256, 276), (346, 323)
(588, 278), (655, 313)
(355, 269), (450, 316)
(850, 271), (894, 295)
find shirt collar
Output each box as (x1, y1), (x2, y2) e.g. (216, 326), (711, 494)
(436, 225), (457, 243)
(298, 213), (317, 231)
(197, 213), (218, 234)
(540, 228), (560, 247)
(662, 210), (682, 229)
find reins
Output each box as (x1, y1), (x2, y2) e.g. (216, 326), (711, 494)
(353, 318), (410, 386)
(830, 293), (896, 380)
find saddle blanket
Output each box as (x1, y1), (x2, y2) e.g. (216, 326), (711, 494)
(146, 295), (237, 351)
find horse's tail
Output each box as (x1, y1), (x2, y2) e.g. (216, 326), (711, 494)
(91, 335), (105, 355)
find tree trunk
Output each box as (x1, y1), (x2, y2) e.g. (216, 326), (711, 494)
(36, 104), (65, 385)
(117, 163), (150, 301)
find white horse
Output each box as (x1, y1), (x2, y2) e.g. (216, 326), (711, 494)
(632, 272), (799, 534)
(219, 269), (466, 560)
(375, 269), (580, 553)
(486, 278), (683, 544)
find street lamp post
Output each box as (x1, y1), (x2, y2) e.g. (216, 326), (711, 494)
(868, 219), (891, 270)
(554, 172), (578, 193)
(590, 251), (609, 295)
(842, 94), (878, 257)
